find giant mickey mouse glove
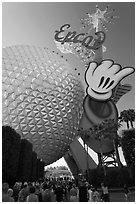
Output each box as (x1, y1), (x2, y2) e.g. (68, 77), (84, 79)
(85, 60), (135, 101)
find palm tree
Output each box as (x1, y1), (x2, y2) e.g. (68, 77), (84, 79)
(128, 109), (135, 128)
(119, 109), (135, 129)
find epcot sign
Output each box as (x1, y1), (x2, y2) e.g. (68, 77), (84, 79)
(54, 24), (106, 50)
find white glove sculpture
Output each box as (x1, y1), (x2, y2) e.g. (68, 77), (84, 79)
(85, 60), (135, 100)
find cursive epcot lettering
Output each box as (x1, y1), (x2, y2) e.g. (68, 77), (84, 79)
(54, 24), (106, 50)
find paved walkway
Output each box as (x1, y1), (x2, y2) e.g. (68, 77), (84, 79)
(109, 191), (135, 202)
(65, 190), (135, 202)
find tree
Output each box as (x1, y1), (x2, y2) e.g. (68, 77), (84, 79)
(36, 159), (41, 181)
(2, 126), (21, 185)
(58, 166), (69, 170)
(30, 152), (37, 182)
(39, 161), (45, 179)
(119, 109), (135, 129)
(121, 128), (135, 179)
(17, 139), (33, 182)
(128, 109), (135, 128)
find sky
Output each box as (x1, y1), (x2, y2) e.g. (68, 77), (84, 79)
(2, 2), (135, 168)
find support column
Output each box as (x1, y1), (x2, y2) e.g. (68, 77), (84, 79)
(64, 138), (97, 179)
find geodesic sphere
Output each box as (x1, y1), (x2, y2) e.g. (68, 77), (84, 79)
(2, 45), (84, 165)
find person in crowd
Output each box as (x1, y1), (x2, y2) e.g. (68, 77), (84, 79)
(42, 183), (55, 202)
(35, 185), (43, 202)
(2, 182), (14, 202)
(78, 181), (88, 202)
(69, 184), (78, 202)
(13, 183), (20, 202)
(7, 188), (14, 202)
(124, 184), (130, 202)
(55, 183), (64, 202)
(61, 183), (68, 201)
(26, 186), (38, 202)
(3, 177), (99, 202)
(18, 183), (29, 202)
(88, 185), (94, 202)
(93, 187), (100, 202)
(101, 182), (109, 202)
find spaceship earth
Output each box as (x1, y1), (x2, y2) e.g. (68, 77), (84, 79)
(2, 45), (84, 165)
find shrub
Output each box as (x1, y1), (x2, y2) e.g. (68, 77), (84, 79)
(88, 166), (134, 188)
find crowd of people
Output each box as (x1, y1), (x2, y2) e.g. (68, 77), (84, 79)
(2, 177), (110, 202)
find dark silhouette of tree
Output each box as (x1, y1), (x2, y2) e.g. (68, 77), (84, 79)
(128, 109), (135, 128)
(119, 109), (135, 129)
(36, 158), (41, 181)
(30, 152), (37, 181)
(17, 139), (33, 182)
(39, 161), (45, 179)
(121, 128), (135, 179)
(2, 126), (21, 185)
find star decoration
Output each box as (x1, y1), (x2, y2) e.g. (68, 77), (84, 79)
(81, 5), (118, 32)
(54, 5), (117, 67)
